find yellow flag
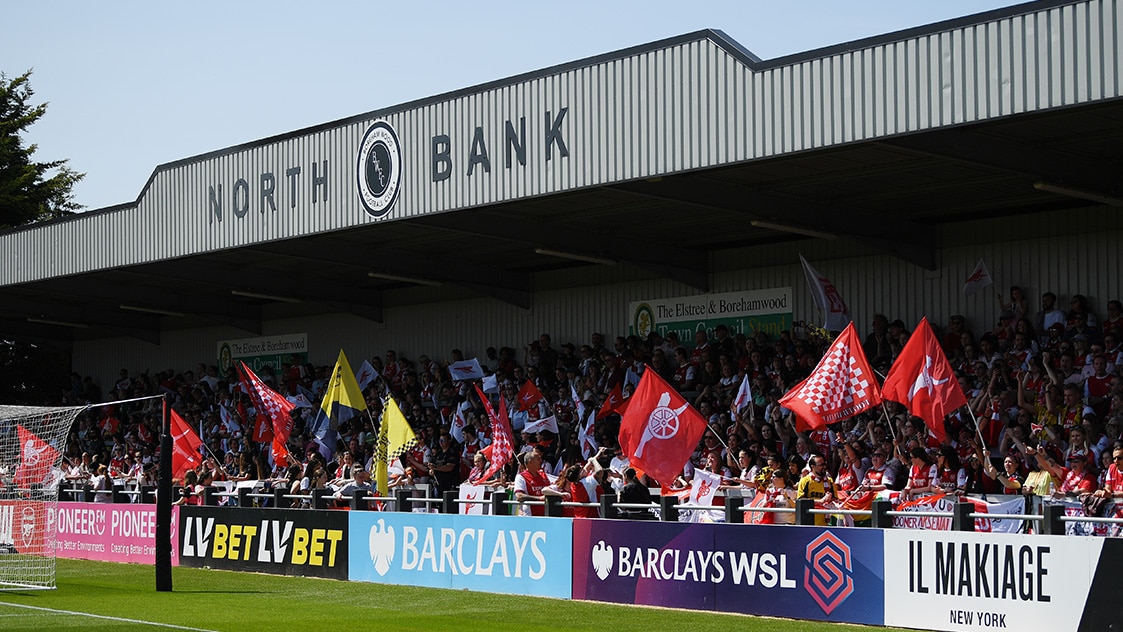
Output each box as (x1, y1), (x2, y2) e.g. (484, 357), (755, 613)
(320, 350), (367, 418)
(311, 350), (367, 459)
(375, 396), (418, 496)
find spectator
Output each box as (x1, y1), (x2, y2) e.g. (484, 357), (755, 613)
(514, 451), (551, 517)
(428, 432), (462, 494)
(765, 469), (797, 525)
(1035, 291), (1067, 337)
(617, 467), (654, 520)
(1092, 445), (1123, 502)
(934, 446), (967, 495)
(901, 447), (937, 500)
(796, 454), (837, 526)
(981, 448), (1023, 494)
(1021, 444), (1061, 497)
(1036, 449), (1096, 497)
(334, 466), (373, 500)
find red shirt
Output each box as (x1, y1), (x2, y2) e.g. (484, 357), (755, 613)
(1060, 467), (1096, 494)
(908, 464), (937, 491)
(516, 468), (551, 516)
(1101, 464), (1123, 494)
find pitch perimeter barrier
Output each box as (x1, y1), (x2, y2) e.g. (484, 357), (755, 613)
(348, 512), (572, 598)
(178, 506), (347, 579)
(68, 501), (1118, 629)
(572, 520), (885, 625)
(884, 530), (1123, 632)
(54, 502), (179, 565)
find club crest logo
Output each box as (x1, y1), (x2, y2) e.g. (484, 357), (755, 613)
(635, 392), (686, 458)
(356, 120), (403, 218)
(632, 303), (655, 339)
(369, 518), (396, 576)
(804, 531), (855, 614)
(20, 506), (36, 549)
(591, 540), (613, 580)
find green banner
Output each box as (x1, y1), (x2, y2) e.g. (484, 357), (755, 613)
(217, 333), (308, 374)
(628, 288), (792, 344)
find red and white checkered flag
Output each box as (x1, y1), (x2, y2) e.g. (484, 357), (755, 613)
(780, 322), (882, 431)
(238, 362), (296, 464)
(474, 384), (513, 480)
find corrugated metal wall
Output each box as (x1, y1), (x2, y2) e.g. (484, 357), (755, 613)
(3, 0), (1119, 286)
(73, 204), (1123, 391)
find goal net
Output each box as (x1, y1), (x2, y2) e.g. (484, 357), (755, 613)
(0, 404), (86, 590)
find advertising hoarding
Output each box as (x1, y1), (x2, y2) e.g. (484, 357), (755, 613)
(178, 506), (347, 579)
(53, 502), (179, 565)
(349, 512), (572, 598)
(573, 520), (884, 625)
(883, 530), (1122, 632)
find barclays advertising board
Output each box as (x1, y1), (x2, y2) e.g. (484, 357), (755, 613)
(572, 521), (884, 625)
(349, 512), (572, 598)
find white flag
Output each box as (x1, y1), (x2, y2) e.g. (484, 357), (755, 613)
(356, 360), (378, 390)
(448, 358), (485, 381)
(962, 259), (994, 295)
(800, 254), (851, 331)
(523, 414), (558, 435)
(624, 366), (642, 389)
(449, 401), (470, 444)
(218, 406), (241, 433)
(570, 384), (587, 423)
(458, 483), (487, 515)
(481, 373), (499, 394)
(689, 468), (722, 506)
(577, 417), (598, 459)
(731, 374), (753, 419)
(285, 393), (314, 409)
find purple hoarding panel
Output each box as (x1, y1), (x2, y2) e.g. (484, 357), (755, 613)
(573, 520), (883, 626)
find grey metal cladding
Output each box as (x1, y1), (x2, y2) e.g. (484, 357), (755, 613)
(1, 0), (1117, 286)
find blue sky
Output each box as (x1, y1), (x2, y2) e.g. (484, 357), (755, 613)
(3, 1), (1024, 211)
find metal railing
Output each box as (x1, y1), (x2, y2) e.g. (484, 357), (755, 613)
(52, 481), (1123, 536)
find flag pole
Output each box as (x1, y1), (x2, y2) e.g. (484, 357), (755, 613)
(879, 402), (905, 461)
(964, 404), (989, 450)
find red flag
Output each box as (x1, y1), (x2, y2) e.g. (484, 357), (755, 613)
(474, 384), (514, 480)
(252, 413), (274, 443)
(15, 425), (60, 489)
(516, 380), (544, 412)
(238, 362), (295, 464)
(169, 408), (204, 480)
(618, 367), (708, 486)
(780, 322), (882, 431)
(597, 383), (625, 420)
(881, 317), (967, 444)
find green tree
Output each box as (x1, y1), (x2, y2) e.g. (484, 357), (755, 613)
(0, 70), (84, 229)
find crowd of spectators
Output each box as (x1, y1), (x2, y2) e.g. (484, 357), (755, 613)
(52, 287), (1123, 516)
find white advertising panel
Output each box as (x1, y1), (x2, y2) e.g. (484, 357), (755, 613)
(884, 530), (1102, 632)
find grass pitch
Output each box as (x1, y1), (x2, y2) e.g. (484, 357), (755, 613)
(0, 559), (907, 631)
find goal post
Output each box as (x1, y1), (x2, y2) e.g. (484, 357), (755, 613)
(0, 404), (87, 591)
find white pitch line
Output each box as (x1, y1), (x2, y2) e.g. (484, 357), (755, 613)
(0, 601), (219, 631)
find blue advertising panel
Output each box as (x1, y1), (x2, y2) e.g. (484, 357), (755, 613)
(349, 512), (572, 598)
(713, 525), (883, 624)
(573, 520), (883, 625)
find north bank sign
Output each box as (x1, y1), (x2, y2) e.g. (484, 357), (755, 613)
(206, 107), (570, 223)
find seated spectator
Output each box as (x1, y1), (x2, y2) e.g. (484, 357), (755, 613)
(765, 469), (797, 525)
(1036, 448), (1096, 497)
(334, 466), (373, 499)
(901, 448), (937, 500)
